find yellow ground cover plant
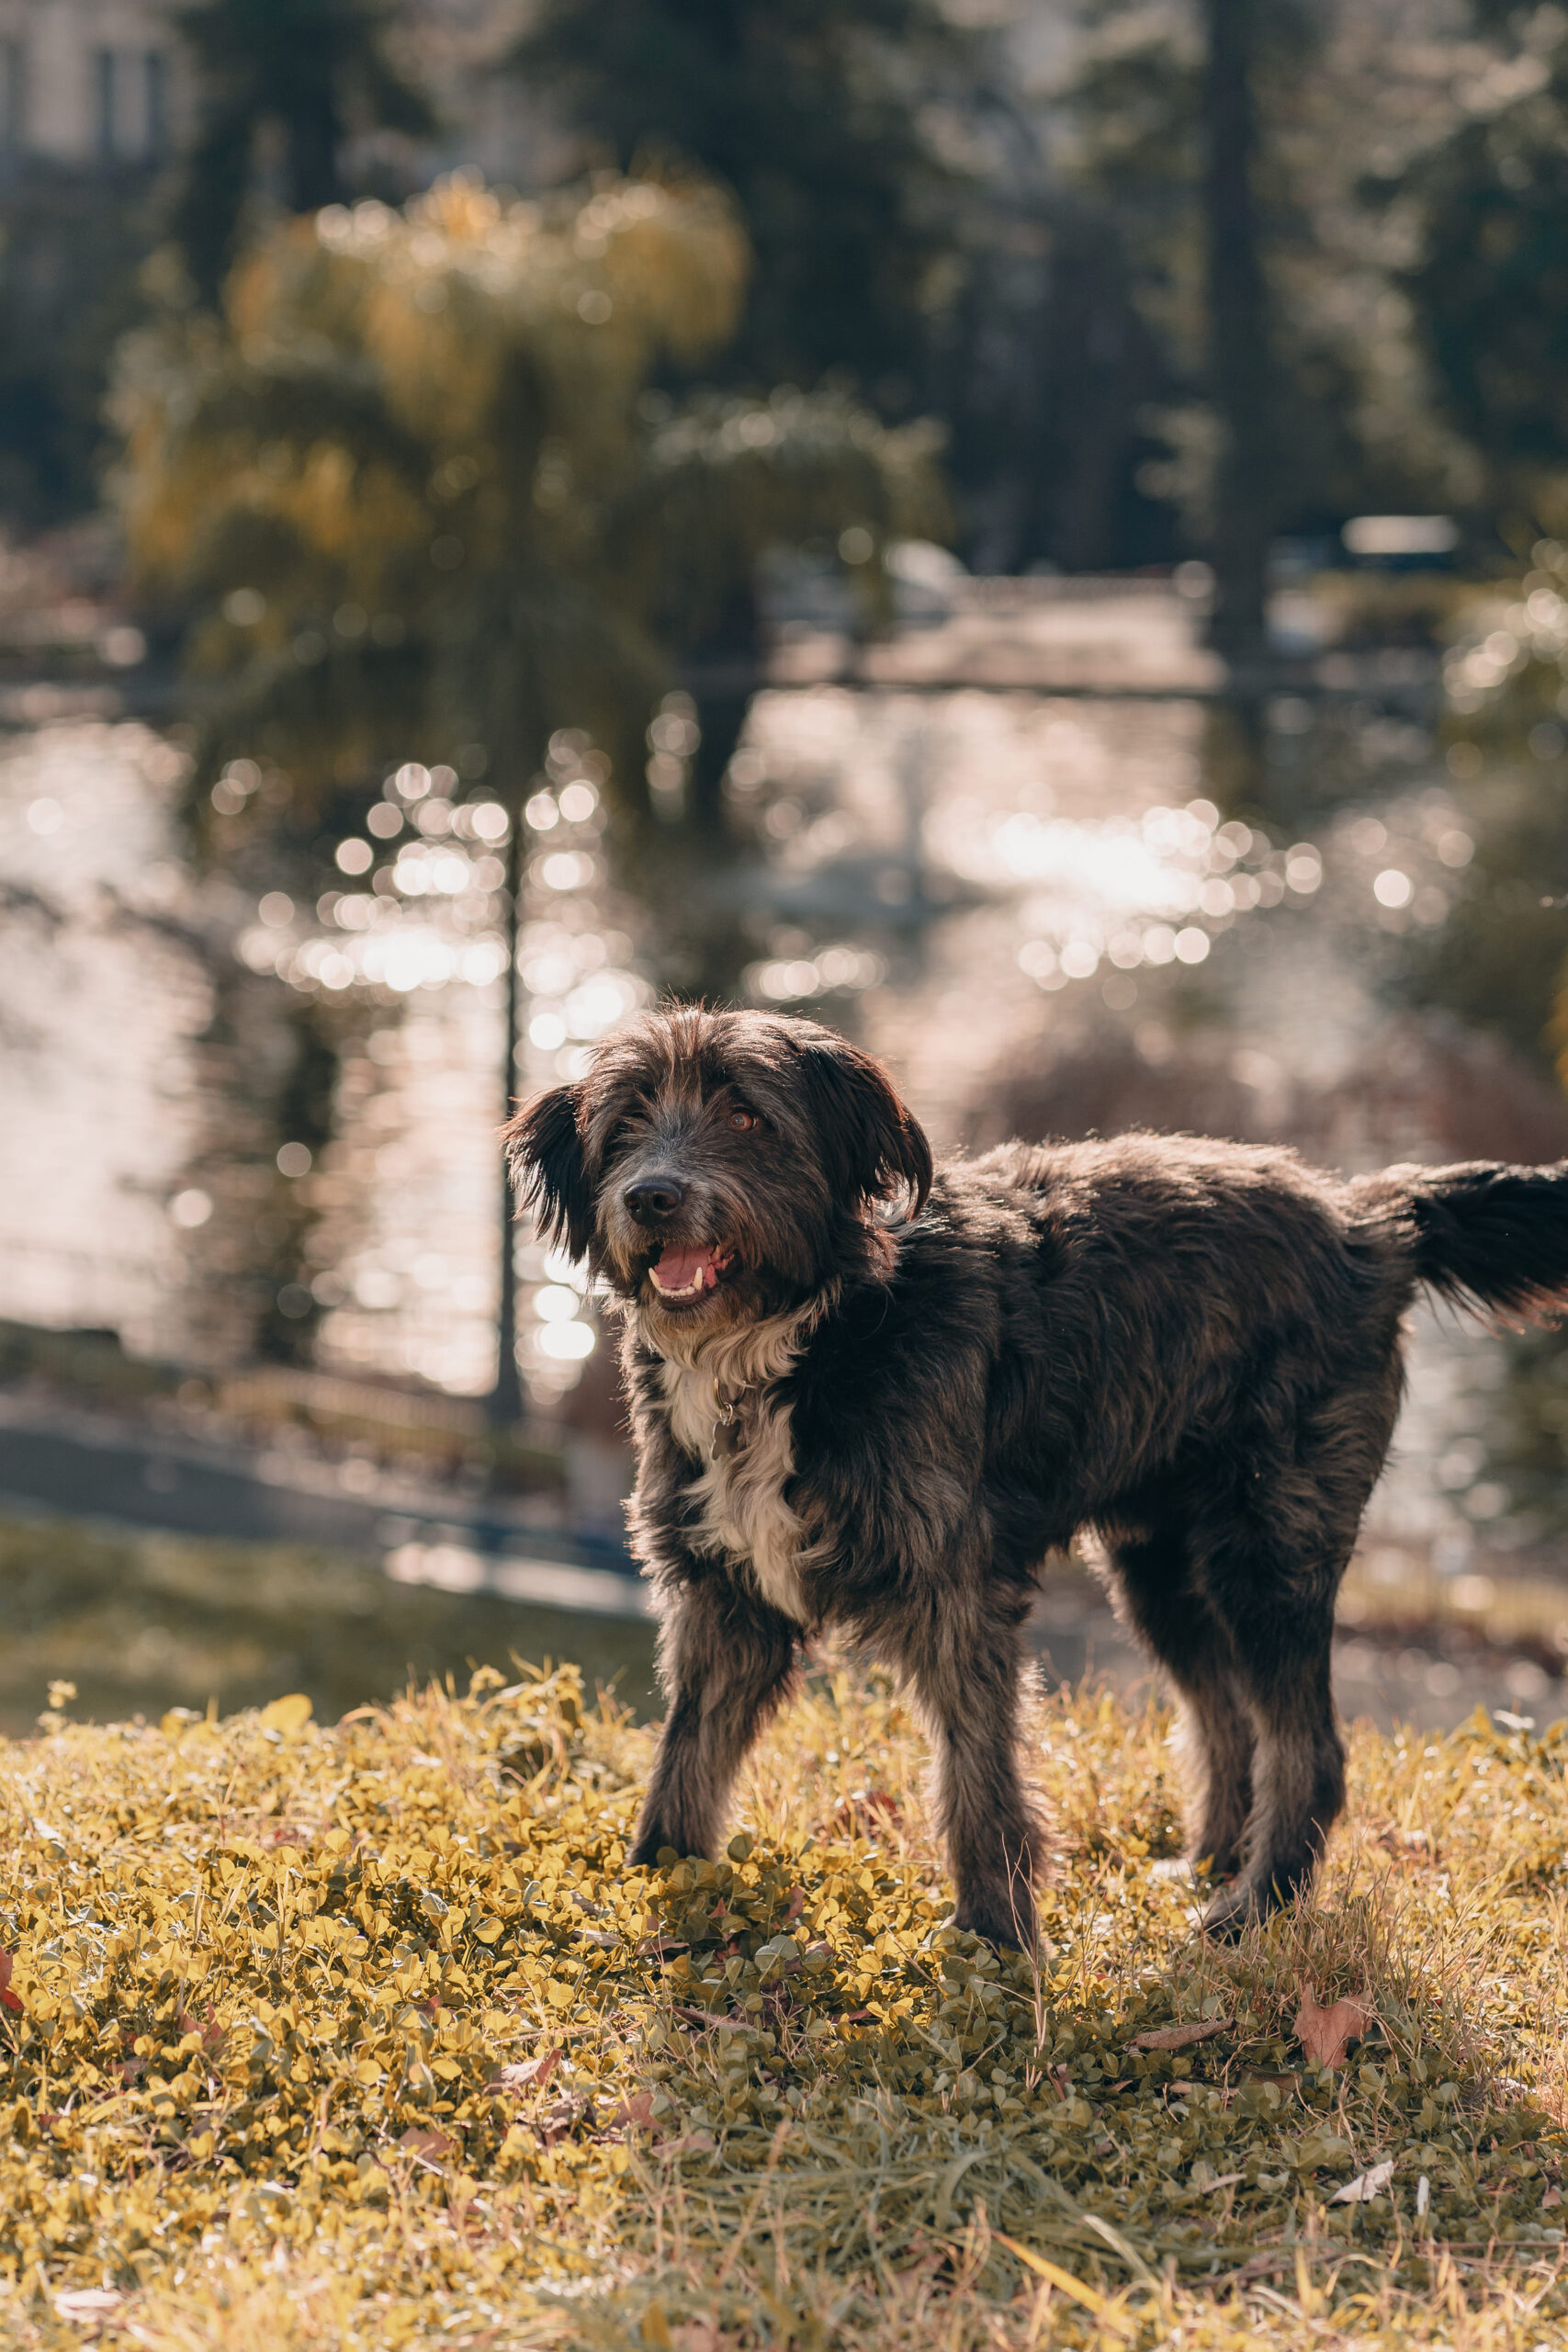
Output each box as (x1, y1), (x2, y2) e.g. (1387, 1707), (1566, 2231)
(0, 1660), (1564, 2348)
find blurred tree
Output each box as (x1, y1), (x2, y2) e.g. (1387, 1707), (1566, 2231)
(1063, 0), (1469, 634)
(1065, 0), (1316, 658)
(509, 0), (967, 407)
(172, 0), (436, 303)
(1404, 3), (1568, 487)
(0, 173), (162, 524)
(115, 179), (942, 820)
(1413, 532), (1568, 1075)
(112, 173), (944, 1415)
(1199, 0), (1279, 663)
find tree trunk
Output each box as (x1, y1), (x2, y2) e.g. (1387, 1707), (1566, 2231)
(1201, 0), (1274, 668)
(489, 797), (525, 1430)
(286, 91), (344, 214)
(1045, 214), (1144, 574)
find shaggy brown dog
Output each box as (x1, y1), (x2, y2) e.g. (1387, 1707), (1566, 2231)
(505, 1005), (1568, 1948)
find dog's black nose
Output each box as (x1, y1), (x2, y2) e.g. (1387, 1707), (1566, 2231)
(625, 1176), (686, 1223)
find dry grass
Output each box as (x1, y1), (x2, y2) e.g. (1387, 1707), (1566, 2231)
(0, 1658), (1563, 2349)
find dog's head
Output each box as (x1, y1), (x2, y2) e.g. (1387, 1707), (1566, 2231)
(503, 1007), (931, 1348)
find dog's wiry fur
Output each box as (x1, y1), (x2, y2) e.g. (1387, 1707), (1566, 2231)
(504, 1005), (1568, 1948)
(658, 1311), (818, 1621)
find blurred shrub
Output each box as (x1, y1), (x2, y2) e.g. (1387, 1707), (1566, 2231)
(110, 173), (947, 828)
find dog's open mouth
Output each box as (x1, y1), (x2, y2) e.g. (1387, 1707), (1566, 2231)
(648, 1245), (732, 1304)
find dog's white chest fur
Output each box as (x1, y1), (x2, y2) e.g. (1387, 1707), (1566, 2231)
(658, 1329), (811, 1623)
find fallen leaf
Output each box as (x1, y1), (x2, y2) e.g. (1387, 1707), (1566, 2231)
(0, 1951), (23, 2017)
(1544, 2185), (1562, 2211)
(539, 2091), (593, 2143)
(1131, 2016), (1232, 2052)
(498, 2047), (560, 2094)
(608, 2091), (660, 2131)
(398, 2126), (457, 2168)
(1294, 1989), (1374, 2068)
(1331, 2158), (1394, 2205)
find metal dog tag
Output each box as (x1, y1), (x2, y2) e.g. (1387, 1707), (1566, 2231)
(711, 1403), (743, 1462)
(711, 1386), (745, 1462)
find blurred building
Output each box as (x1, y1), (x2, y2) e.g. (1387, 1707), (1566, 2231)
(0, 0), (559, 186)
(0, 0), (182, 171)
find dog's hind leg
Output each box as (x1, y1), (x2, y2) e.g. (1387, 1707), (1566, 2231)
(895, 1602), (1046, 1951)
(1187, 1375), (1395, 1935)
(1192, 1529), (1346, 1939)
(628, 1579), (800, 1865)
(1104, 1525), (1256, 1881)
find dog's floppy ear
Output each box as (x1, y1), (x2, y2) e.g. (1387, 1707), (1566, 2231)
(503, 1084), (595, 1260)
(796, 1035), (932, 1218)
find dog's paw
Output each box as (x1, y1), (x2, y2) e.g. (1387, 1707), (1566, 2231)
(626, 1834), (682, 1870)
(1198, 1883), (1269, 1940)
(953, 1905), (1035, 1956)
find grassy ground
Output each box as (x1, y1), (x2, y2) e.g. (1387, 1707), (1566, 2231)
(0, 1663), (1563, 2349)
(0, 1515), (660, 1733)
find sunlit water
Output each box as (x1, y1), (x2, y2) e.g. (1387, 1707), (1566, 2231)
(0, 585), (1552, 1592)
(723, 670), (1503, 1571)
(0, 719), (213, 1355)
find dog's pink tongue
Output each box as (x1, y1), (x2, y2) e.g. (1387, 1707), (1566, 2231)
(652, 1246), (713, 1293)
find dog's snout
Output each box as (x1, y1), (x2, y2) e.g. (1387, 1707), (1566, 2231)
(625, 1175), (686, 1224)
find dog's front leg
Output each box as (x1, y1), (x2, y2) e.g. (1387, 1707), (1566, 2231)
(628, 1578), (801, 1865)
(901, 1615), (1045, 1951)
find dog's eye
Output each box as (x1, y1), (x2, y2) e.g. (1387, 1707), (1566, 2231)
(728, 1108), (760, 1133)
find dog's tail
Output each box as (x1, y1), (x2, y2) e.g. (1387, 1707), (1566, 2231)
(1351, 1158), (1568, 1319)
